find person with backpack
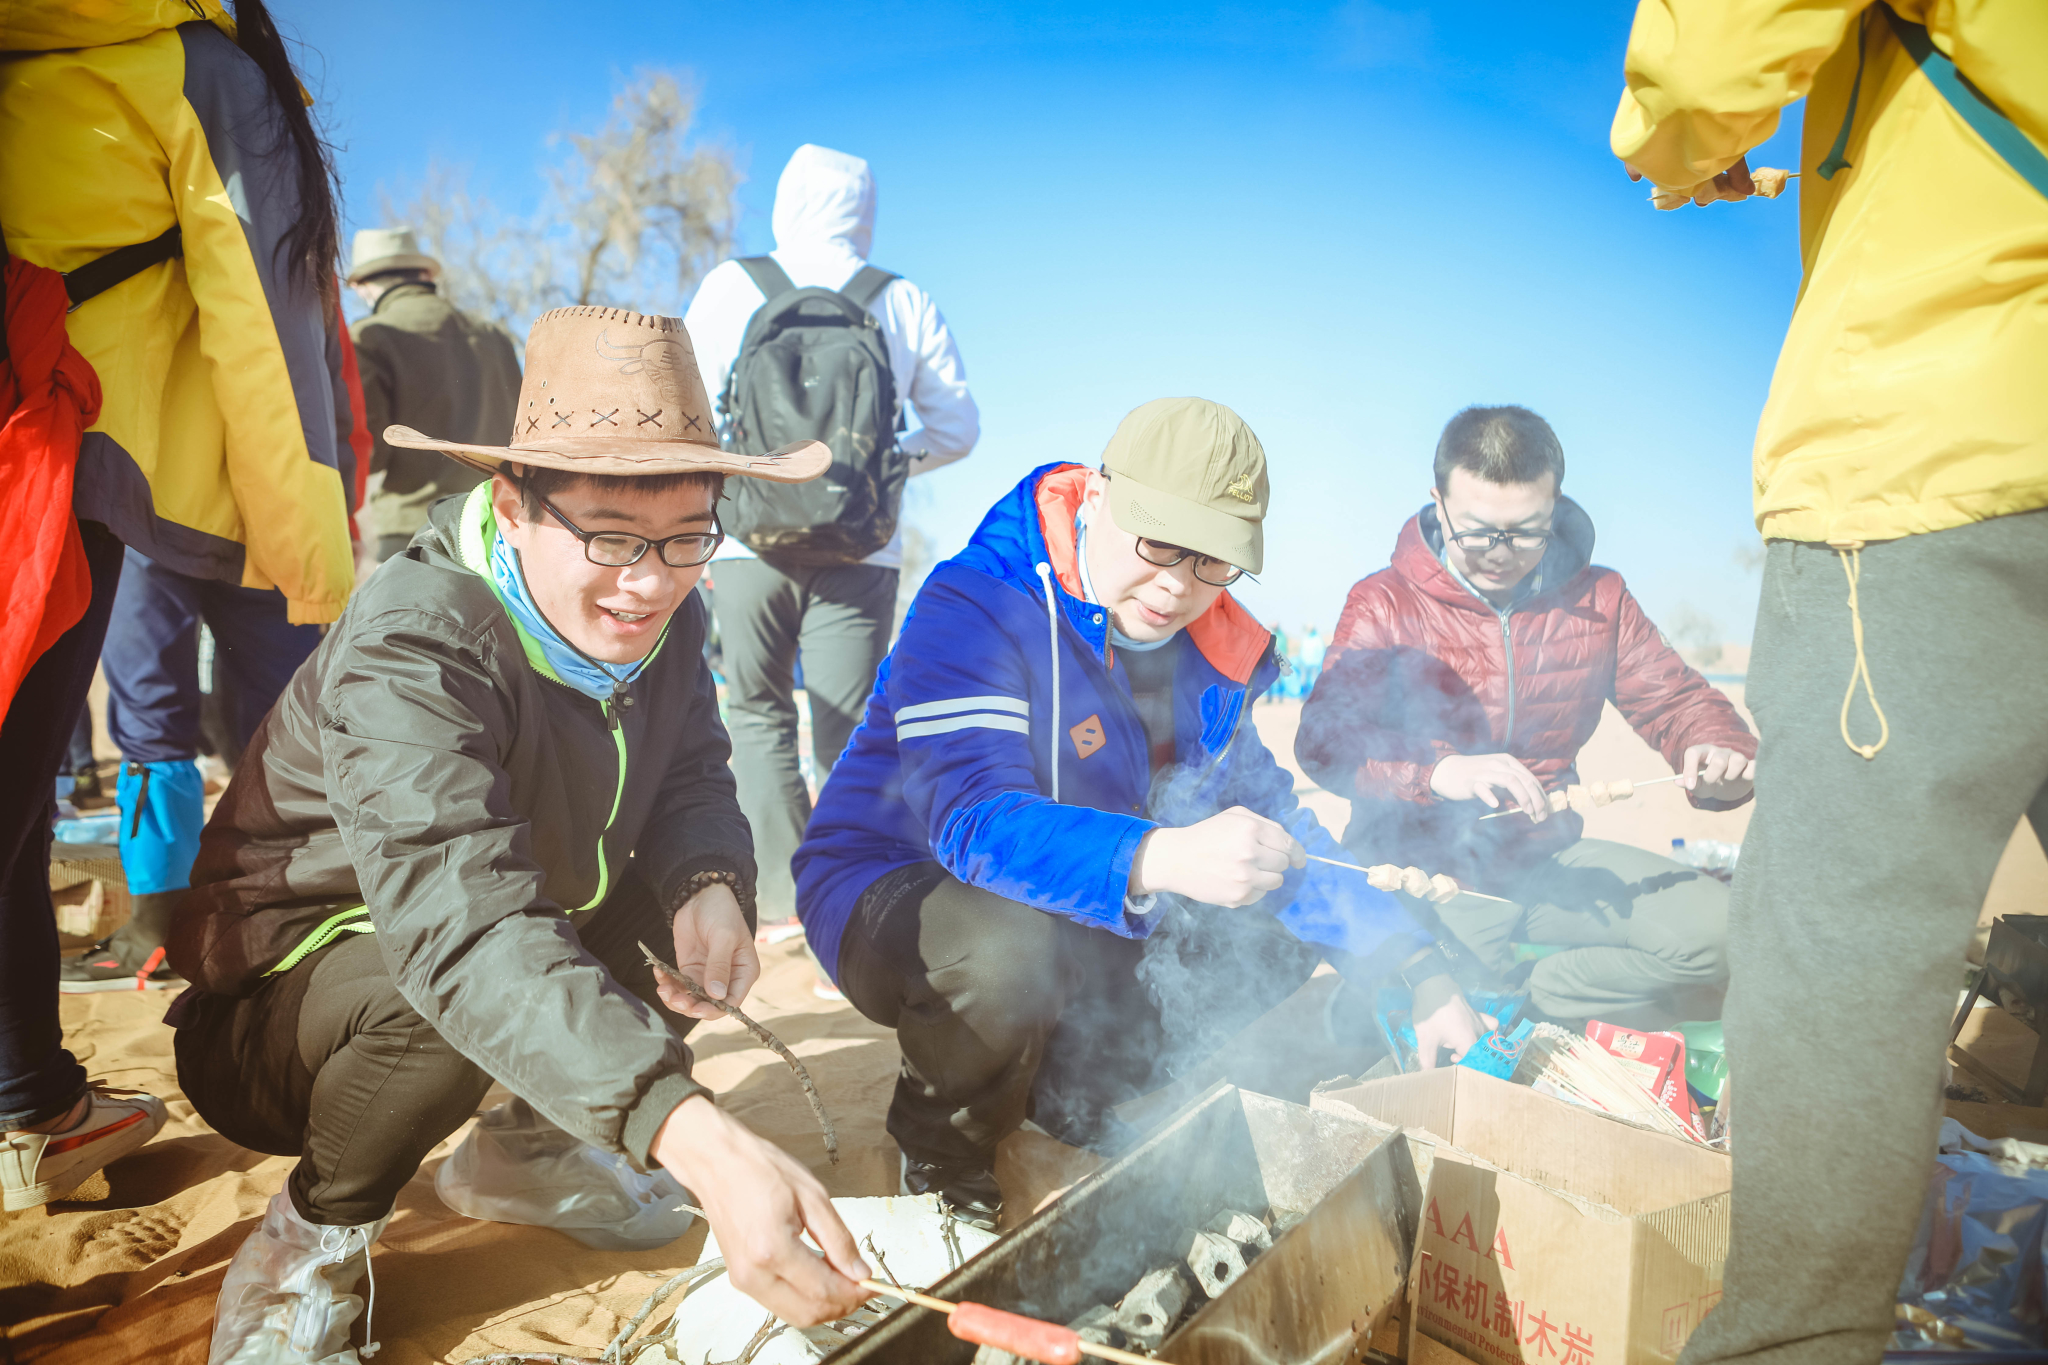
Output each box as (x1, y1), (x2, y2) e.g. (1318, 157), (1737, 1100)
(684, 143), (979, 941)
(792, 399), (1496, 1230)
(1612, 4), (2046, 1362)
(0, 0), (357, 1212)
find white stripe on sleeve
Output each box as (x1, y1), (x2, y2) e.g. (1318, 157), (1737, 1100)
(895, 694), (1030, 723)
(895, 713), (1033, 741)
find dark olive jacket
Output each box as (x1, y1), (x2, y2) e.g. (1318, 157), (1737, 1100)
(352, 282), (522, 542)
(167, 485), (753, 1162)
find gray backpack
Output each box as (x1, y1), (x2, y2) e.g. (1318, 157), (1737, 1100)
(717, 257), (905, 564)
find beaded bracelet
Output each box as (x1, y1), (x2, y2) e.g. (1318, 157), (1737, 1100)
(671, 868), (754, 921)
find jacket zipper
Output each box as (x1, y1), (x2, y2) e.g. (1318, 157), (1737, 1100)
(567, 689), (628, 913)
(1498, 609), (1517, 746)
(519, 666), (630, 914)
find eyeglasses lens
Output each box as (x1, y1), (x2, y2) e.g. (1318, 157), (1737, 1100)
(588, 534), (647, 567)
(658, 535), (719, 568)
(1137, 539), (1241, 586)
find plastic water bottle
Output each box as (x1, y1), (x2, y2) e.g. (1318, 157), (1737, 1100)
(1670, 838), (1740, 872)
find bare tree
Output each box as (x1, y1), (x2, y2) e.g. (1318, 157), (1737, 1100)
(379, 69), (740, 339)
(551, 72), (739, 311)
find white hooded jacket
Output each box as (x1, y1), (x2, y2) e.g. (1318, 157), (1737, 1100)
(684, 143), (980, 569)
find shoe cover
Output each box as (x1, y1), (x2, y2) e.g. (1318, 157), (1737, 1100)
(210, 1191), (390, 1365)
(434, 1098), (696, 1252)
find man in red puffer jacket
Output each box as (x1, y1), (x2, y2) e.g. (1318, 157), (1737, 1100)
(1296, 405), (1756, 1028)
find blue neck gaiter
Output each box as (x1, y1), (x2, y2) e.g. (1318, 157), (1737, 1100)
(488, 529), (653, 702)
(1075, 504), (1174, 653)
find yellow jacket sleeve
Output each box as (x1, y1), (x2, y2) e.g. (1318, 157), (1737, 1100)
(1611, 0), (1874, 193)
(158, 26), (354, 624)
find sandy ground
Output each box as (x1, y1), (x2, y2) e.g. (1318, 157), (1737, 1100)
(6, 694), (2043, 1361)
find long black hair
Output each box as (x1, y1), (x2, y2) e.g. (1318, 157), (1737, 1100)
(229, 0), (342, 307)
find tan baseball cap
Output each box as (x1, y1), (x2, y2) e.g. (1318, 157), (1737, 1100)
(1100, 398), (1268, 575)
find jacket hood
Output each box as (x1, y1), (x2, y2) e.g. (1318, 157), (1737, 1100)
(771, 144), (875, 261)
(1397, 496), (1597, 610)
(2, 0), (232, 51)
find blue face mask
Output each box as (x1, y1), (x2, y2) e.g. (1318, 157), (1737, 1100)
(488, 527), (658, 702)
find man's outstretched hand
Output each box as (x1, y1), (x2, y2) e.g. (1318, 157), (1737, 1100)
(1680, 743), (1756, 803)
(661, 882), (759, 1022)
(653, 1095), (870, 1326)
(1129, 805), (1306, 907)
(1412, 974), (1496, 1069)
(1626, 154), (1756, 207)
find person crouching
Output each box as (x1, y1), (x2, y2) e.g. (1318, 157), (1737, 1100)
(165, 309), (871, 1364)
(793, 397), (1494, 1229)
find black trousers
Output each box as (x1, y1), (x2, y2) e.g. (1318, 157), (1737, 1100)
(836, 865), (1321, 1169)
(174, 872), (692, 1226)
(0, 522), (125, 1130)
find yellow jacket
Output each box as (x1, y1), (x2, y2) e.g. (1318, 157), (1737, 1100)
(1612, 0), (2048, 545)
(1, 1), (354, 622)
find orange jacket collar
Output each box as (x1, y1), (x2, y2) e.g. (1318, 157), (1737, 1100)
(1033, 463), (1270, 686)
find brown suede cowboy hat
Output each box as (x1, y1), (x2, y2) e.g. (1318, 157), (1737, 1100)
(384, 306), (830, 481)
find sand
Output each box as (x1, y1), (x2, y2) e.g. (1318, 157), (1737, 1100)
(6, 695), (2042, 1361)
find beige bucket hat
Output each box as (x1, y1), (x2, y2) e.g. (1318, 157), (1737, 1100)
(346, 225), (442, 283)
(384, 306), (831, 481)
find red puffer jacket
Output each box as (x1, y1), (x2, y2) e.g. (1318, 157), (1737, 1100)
(1295, 500), (1754, 889)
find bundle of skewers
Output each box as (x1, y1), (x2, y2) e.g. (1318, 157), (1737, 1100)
(1512, 1024), (1704, 1145)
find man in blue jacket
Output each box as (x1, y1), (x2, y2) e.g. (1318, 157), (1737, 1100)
(794, 398), (1494, 1227)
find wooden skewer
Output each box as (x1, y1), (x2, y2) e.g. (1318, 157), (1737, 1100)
(1303, 854), (1514, 904)
(859, 1281), (1156, 1365)
(1476, 774), (1684, 821)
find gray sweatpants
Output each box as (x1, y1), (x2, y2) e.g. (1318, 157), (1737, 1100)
(711, 558), (898, 920)
(1682, 510), (2048, 1365)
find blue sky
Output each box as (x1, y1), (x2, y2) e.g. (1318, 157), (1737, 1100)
(289, 0), (1806, 646)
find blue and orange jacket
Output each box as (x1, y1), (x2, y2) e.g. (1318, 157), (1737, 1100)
(794, 463), (1421, 983)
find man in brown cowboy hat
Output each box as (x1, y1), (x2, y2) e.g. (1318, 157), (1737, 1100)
(165, 308), (870, 1363)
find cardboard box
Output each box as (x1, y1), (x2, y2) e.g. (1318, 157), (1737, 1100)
(1312, 1068), (1731, 1364)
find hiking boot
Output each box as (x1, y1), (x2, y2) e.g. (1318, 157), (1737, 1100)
(900, 1152), (1002, 1231)
(210, 1190), (389, 1365)
(59, 939), (181, 993)
(435, 1099), (697, 1252)
(60, 890), (184, 993)
(2, 1084), (169, 1210)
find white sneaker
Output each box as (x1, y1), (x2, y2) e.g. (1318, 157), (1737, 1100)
(210, 1191), (390, 1365)
(435, 1099), (697, 1251)
(1, 1084), (168, 1210)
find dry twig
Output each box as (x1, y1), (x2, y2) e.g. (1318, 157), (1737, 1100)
(603, 1260), (726, 1364)
(638, 941), (839, 1165)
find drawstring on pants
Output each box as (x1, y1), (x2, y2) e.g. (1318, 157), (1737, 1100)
(1035, 562), (1061, 803)
(1830, 540), (1889, 760)
(317, 1224), (379, 1358)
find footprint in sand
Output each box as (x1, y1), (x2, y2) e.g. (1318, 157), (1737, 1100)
(76, 1207), (187, 1265)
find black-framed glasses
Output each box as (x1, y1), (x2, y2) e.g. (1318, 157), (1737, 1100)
(1135, 537), (1246, 587)
(535, 493), (723, 568)
(1446, 526), (1551, 554)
